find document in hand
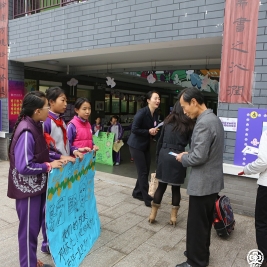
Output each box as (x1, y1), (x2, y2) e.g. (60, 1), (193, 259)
(168, 151), (178, 157)
(94, 130), (99, 137)
(113, 141), (124, 152)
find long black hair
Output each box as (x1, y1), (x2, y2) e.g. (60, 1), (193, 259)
(164, 101), (195, 135)
(74, 97), (90, 112)
(45, 87), (65, 103)
(9, 91), (46, 154)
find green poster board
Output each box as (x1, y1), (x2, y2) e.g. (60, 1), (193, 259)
(93, 132), (114, 166)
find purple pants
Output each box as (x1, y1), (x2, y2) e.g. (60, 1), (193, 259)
(113, 150), (120, 164)
(16, 192), (46, 267)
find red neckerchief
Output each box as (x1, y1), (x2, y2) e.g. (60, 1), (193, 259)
(43, 132), (57, 150)
(48, 115), (68, 151)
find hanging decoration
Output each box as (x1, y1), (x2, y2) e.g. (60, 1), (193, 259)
(67, 78), (78, 96)
(106, 77), (116, 88)
(147, 73), (156, 84)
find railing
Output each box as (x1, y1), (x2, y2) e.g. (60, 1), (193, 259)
(13, 0), (82, 19)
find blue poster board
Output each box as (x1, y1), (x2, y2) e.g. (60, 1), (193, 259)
(234, 108), (267, 166)
(46, 153), (101, 267)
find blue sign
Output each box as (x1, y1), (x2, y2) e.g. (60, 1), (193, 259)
(234, 108), (267, 166)
(46, 153), (101, 267)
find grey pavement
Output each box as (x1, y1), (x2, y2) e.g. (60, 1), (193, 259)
(0, 160), (257, 267)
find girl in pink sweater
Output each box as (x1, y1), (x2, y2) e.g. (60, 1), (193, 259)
(67, 98), (98, 153)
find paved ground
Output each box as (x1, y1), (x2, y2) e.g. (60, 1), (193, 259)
(0, 160), (257, 267)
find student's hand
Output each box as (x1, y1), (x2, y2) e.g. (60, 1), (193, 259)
(60, 155), (76, 163)
(116, 140), (120, 143)
(149, 128), (158, 136)
(73, 151), (84, 161)
(50, 160), (65, 169)
(93, 145), (99, 151)
(78, 147), (92, 152)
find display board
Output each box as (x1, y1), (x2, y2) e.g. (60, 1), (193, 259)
(46, 153), (101, 267)
(93, 132), (114, 166)
(234, 108), (267, 166)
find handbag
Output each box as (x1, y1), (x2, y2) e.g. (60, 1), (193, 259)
(148, 172), (159, 197)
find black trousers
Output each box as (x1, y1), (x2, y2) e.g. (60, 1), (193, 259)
(186, 193), (217, 267)
(255, 185), (267, 260)
(129, 146), (152, 205)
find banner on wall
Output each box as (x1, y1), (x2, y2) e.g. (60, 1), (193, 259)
(9, 81), (24, 132)
(46, 153), (101, 267)
(219, 0), (259, 103)
(234, 108), (267, 167)
(93, 132), (115, 166)
(0, 0), (8, 98)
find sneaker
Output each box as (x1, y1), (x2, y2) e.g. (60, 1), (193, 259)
(40, 244), (50, 254)
(115, 162), (120, 166)
(37, 259), (53, 267)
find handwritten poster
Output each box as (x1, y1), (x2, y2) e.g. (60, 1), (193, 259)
(0, 0), (8, 98)
(219, 0), (259, 103)
(93, 132), (114, 166)
(46, 153), (101, 267)
(234, 108), (267, 166)
(8, 81), (24, 132)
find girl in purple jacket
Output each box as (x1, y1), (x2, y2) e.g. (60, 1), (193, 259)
(107, 115), (123, 166)
(7, 91), (64, 267)
(67, 97), (98, 153)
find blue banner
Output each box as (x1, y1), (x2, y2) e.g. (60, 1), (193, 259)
(46, 153), (101, 267)
(234, 108), (267, 166)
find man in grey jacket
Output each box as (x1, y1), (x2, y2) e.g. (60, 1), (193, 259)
(175, 87), (224, 267)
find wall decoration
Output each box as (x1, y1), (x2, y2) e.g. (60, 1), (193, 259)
(136, 69), (219, 94)
(106, 77), (116, 88)
(67, 78), (78, 96)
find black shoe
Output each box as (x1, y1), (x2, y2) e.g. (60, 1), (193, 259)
(183, 251), (209, 266)
(175, 262), (192, 267)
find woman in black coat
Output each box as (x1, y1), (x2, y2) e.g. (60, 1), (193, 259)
(148, 101), (195, 225)
(127, 91), (160, 207)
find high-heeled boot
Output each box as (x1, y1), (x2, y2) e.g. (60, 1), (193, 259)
(148, 202), (160, 223)
(169, 206), (180, 227)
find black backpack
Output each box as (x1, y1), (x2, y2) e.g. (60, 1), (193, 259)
(213, 195), (235, 237)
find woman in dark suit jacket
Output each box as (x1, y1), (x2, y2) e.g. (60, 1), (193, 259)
(127, 91), (160, 207)
(148, 101), (195, 225)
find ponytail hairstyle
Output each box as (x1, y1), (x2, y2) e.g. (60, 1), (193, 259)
(8, 91), (46, 154)
(45, 87), (65, 104)
(74, 97), (90, 114)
